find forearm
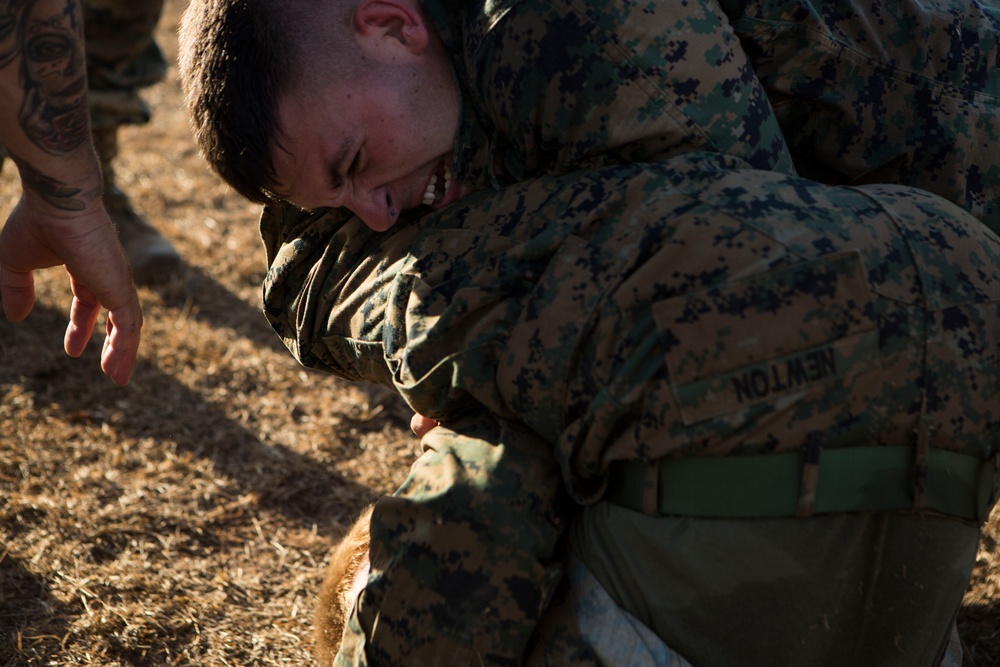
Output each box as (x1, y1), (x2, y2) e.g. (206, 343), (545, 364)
(0, 0), (142, 386)
(338, 413), (571, 666)
(260, 201), (424, 385)
(0, 0), (102, 214)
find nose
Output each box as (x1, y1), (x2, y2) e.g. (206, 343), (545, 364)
(348, 186), (399, 232)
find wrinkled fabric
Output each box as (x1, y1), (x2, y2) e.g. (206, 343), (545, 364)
(567, 556), (694, 667)
(727, 0), (1000, 231)
(256, 0), (1000, 664)
(266, 154), (1000, 500)
(572, 500), (978, 667)
(267, 154), (1000, 666)
(422, 0), (795, 192)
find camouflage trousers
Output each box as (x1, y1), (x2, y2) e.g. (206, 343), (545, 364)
(83, 0), (166, 129)
(316, 153), (1000, 665)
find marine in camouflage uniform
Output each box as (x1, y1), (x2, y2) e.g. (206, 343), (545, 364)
(188, 0), (1000, 663)
(265, 155), (1000, 666)
(83, 0), (181, 283)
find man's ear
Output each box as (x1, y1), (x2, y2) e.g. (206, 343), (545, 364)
(352, 0), (430, 57)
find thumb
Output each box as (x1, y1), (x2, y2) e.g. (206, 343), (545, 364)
(0, 264), (37, 322)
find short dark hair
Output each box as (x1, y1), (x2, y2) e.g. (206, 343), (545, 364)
(179, 0), (350, 204)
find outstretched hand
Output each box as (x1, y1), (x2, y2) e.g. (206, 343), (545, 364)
(0, 196), (142, 385)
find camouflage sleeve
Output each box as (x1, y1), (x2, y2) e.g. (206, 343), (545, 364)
(316, 152), (1000, 507)
(261, 0), (805, 376)
(726, 0), (1000, 231)
(451, 0), (796, 184)
(335, 412), (575, 667)
(262, 153), (1000, 666)
(259, 200), (598, 665)
(259, 202), (407, 386)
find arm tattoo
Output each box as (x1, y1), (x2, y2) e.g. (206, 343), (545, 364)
(0, 0), (25, 67)
(8, 148), (86, 210)
(19, 0), (89, 154)
(2, 0), (89, 155)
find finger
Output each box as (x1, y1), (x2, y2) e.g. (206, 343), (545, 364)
(100, 301), (141, 386)
(64, 286), (101, 358)
(410, 413), (439, 439)
(0, 265), (36, 322)
(62, 229), (142, 383)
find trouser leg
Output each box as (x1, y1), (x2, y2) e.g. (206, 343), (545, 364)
(83, 0), (181, 284)
(91, 124), (181, 284)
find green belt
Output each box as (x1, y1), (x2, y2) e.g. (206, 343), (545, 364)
(605, 446), (999, 521)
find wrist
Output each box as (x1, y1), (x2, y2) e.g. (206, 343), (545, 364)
(12, 147), (105, 216)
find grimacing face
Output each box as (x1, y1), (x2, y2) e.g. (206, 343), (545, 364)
(270, 14), (473, 231)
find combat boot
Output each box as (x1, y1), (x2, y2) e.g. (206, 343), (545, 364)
(93, 126), (182, 285)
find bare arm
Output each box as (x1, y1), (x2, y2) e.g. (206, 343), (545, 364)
(0, 0), (140, 385)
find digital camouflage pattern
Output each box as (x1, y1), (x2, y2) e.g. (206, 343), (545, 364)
(263, 153), (1000, 666)
(335, 413), (577, 666)
(253, 0), (1000, 664)
(726, 0), (1000, 231)
(82, 0), (165, 129)
(422, 0), (795, 193)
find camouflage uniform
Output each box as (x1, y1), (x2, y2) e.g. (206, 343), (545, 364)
(255, 0), (1000, 664)
(83, 0), (180, 283)
(419, 0), (1000, 232)
(421, 0), (797, 192)
(726, 0), (1000, 231)
(82, 0), (167, 131)
(266, 155), (1000, 666)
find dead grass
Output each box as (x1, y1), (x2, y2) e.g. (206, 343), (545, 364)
(0, 1), (997, 665)
(0, 2), (418, 665)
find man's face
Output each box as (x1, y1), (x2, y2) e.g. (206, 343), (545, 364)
(271, 54), (469, 231)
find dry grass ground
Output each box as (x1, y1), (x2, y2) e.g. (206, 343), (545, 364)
(1, 2), (419, 664)
(1, 1), (998, 665)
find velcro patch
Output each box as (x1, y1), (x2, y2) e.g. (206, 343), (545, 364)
(653, 251), (880, 424)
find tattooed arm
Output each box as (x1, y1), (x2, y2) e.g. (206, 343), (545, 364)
(0, 0), (140, 385)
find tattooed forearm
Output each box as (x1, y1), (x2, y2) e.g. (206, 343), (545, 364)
(0, 0), (99, 211)
(1, 0), (88, 154)
(18, 0), (89, 154)
(8, 148), (86, 210)
(0, 1), (24, 67)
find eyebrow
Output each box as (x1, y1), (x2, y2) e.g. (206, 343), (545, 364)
(327, 138), (353, 192)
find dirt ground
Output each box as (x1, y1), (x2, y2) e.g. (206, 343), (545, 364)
(0, 1), (998, 665)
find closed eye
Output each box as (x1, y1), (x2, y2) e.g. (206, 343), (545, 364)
(328, 150), (361, 197)
(327, 138), (355, 193)
(328, 163), (345, 192)
(348, 149), (362, 176)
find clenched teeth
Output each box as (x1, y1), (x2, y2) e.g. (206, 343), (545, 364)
(422, 162), (453, 206)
